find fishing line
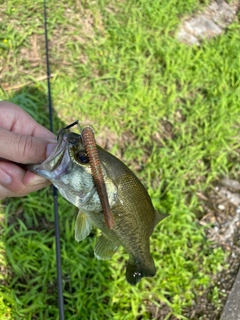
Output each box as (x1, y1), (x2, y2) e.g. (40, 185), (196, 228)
(43, 1), (65, 319)
(57, 120), (79, 139)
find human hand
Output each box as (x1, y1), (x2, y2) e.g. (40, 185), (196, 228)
(0, 101), (57, 200)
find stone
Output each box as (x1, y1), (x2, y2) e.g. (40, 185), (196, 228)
(184, 15), (222, 38)
(220, 268), (240, 320)
(177, 1), (238, 45)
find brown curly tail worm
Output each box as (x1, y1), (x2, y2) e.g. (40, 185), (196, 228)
(81, 126), (114, 229)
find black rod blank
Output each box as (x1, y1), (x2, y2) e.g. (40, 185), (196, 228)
(43, 1), (65, 319)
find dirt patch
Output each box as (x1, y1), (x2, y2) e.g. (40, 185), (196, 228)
(191, 178), (240, 319)
(187, 178), (240, 320)
(133, 177), (240, 320)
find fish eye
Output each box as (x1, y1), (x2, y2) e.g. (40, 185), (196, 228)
(76, 152), (89, 164)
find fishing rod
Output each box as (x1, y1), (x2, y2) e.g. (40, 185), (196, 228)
(43, 1), (65, 319)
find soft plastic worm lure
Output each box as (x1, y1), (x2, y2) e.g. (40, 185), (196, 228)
(81, 126), (114, 229)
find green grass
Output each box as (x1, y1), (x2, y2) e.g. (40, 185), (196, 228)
(1, 0), (240, 319)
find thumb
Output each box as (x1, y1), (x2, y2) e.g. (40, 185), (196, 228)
(0, 127), (57, 164)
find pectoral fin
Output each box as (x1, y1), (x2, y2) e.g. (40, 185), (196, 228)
(94, 234), (119, 260)
(75, 211), (92, 242)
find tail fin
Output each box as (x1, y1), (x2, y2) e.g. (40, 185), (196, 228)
(126, 259), (156, 285)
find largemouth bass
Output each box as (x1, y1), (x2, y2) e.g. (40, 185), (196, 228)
(30, 123), (168, 285)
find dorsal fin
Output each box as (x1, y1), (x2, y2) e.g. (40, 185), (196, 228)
(154, 211), (169, 227)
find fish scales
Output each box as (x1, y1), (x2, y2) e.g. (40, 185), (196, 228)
(29, 123), (168, 285)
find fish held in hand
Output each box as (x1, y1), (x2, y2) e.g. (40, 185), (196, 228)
(29, 123), (168, 285)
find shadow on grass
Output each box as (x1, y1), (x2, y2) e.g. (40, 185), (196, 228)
(1, 85), (114, 320)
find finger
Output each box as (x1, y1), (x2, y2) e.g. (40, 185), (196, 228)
(0, 161), (51, 199)
(0, 127), (57, 163)
(0, 101), (55, 139)
(0, 184), (13, 200)
(23, 170), (51, 187)
(0, 180), (51, 200)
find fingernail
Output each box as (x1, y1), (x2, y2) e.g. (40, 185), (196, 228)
(0, 168), (12, 185)
(30, 175), (48, 185)
(46, 143), (57, 158)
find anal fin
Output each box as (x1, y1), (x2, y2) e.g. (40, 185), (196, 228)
(94, 234), (119, 260)
(75, 211), (92, 242)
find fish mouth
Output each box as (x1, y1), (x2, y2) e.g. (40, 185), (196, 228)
(30, 123), (81, 175)
(29, 132), (67, 176)
(29, 123), (96, 204)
